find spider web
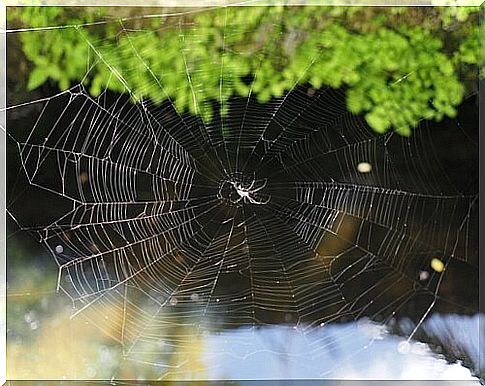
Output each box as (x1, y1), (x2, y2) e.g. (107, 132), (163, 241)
(6, 6), (479, 379)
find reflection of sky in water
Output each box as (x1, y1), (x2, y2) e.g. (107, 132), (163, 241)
(6, 245), (482, 381)
(8, 277), (482, 382)
(200, 317), (481, 381)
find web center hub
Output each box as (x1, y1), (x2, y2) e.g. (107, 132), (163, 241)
(217, 174), (270, 206)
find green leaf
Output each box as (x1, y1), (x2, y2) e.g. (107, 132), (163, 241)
(365, 109), (391, 134)
(27, 68), (49, 90)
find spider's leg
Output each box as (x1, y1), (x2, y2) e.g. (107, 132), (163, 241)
(232, 195), (243, 204)
(252, 178), (267, 193)
(249, 194), (271, 205)
(217, 183), (225, 199)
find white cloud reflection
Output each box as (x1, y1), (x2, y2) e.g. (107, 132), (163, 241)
(201, 315), (481, 382)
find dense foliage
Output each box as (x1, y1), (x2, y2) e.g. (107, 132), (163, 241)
(8, 6), (481, 135)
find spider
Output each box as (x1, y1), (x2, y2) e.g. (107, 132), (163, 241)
(218, 177), (270, 205)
